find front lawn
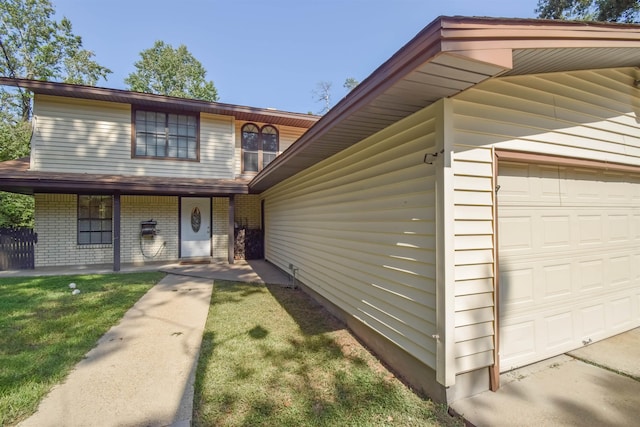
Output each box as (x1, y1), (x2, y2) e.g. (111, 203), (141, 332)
(193, 280), (461, 426)
(0, 272), (165, 426)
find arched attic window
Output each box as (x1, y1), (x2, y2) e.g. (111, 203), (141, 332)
(241, 123), (279, 173)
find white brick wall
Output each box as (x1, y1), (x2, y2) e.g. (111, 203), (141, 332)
(34, 193), (243, 267)
(234, 194), (261, 229)
(212, 197), (229, 260)
(35, 194), (112, 266)
(121, 195), (178, 264)
(34, 194), (180, 267)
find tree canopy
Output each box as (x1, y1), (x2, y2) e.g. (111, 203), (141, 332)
(536, 0), (640, 22)
(0, 0), (112, 120)
(125, 41), (219, 101)
(0, 0), (112, 227)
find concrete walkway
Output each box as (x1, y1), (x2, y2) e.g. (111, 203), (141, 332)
(451, 328), (640, 427)
(19, 274), (213, 427)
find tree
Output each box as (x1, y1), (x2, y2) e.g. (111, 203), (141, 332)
(536, 0), (640, 22)
(343, 77), (359, 91)
(313, 81), (332, 114)
(125, 41), (219, 101)
(0, 0), (112, 227)
(0, 0), (112, 120)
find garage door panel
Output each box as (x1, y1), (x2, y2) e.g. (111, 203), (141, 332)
(578, 259), (604, 292)
(579, 304), (606, 337)
(500, 321), (536, 364)
(499, 162), (640, 371)
(499, 267), (534, 308)
(541, 215), (571, 248)
(577, 215), (603, 245)
(542, 263), (572, 298)
(608, 214), (630, 242)
(609, 296), (633, 329)
(609, 255), (631, 286)
(499, 216), (532, 252)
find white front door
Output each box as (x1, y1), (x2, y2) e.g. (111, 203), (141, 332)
(180, 197), (211, 258)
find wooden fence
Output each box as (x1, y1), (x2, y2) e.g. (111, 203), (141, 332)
(0, 227), (37, 270)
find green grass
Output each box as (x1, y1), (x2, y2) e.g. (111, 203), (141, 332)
(0, 272), (165, 426)
(193, 280), (461, 427)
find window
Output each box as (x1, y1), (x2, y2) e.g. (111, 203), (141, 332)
(133, 109), (199, 160)
(241, 123), (279, 173)
(78, 195), (112, 245)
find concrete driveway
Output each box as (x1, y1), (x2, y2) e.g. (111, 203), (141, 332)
(451, 328), (640, 427)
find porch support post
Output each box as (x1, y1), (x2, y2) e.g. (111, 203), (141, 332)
(113, 191), (121, 272)
(228, 195), (235, 264)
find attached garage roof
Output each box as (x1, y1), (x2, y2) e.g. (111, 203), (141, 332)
(249, 16), (640, 192)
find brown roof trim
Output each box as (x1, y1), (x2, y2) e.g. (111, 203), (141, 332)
(249, 16), (640, 192)
(0, 78), (320, 129)
(0, 158), (249, 196)
(249, 16), (445, 191)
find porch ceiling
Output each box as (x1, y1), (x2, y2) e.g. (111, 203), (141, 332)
(249, 16), (640, 193)
(0, 158), (249, 196)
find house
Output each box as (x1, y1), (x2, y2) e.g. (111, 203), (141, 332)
(0, 82), (318, 268)
(2, 16), (640, 403)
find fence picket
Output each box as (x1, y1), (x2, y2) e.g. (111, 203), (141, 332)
(0, 227), (37, 270)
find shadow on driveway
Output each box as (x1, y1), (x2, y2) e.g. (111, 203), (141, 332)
(451, 328), (640, 427)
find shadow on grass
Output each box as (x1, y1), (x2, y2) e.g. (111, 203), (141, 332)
(193, 280), (454, 427)
(0, 272), (163, 425)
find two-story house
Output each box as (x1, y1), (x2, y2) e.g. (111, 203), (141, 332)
(2, 16), (640, 405)
(0, 81), (317, 269)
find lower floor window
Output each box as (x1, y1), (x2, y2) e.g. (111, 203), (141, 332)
(78, 195), (113, 245)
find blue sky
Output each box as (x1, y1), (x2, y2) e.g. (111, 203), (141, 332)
(52, 0), (538, 114)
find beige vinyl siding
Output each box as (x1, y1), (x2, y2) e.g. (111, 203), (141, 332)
(234, 120), (308, 177)
(263, 104), (438, 369)
(452, 145), (496, 374)
(449, 67), (640, 375)
(32, 95), (235, 178)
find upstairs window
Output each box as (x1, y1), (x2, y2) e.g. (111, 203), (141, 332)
(133, 109), (199, 161)
(78, 195), (112, 245)
(241, 123), (279, 173)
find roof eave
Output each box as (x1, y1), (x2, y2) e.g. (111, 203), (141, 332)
(248, 16), (640, 193)
(0, 78), (320, 128)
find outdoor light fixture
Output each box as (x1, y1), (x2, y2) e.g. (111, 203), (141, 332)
(423, 149), (444, 165)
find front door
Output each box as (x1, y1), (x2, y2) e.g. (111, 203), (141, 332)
(180, 197), (211, 258)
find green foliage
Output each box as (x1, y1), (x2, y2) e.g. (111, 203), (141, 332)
(0, 120), (33, 227)
(0, 272), (164, 425)
(0, 119), (30, 161)
(125, 40), (219, 101)
(343, 77), (359, 91)
(0, 193), (34, 227)
(536, 0), (640, 22)
(0, 0), (112, 119)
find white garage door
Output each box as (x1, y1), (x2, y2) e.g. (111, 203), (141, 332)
(498, 161), (640, 372)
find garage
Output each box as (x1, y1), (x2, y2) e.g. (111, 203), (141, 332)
(497, 160), (640, 372)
